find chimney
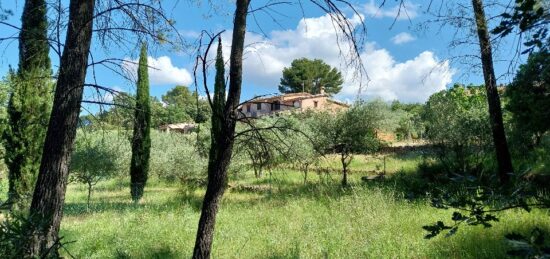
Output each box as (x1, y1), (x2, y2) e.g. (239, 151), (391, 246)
(320, 85), (325, 95)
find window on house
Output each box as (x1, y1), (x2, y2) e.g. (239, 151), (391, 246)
(246, 104), (251, 112)
(314, 101), (318, 108)
(256, 103), (261, 110)
(294, 101), (300, 108)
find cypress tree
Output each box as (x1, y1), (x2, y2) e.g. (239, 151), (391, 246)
(211, 37), (226, 143)
(2, 0), (52, 209)
(130, 42), (151, 202)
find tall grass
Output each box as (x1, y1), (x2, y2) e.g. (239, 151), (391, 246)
(58, 169), (550, 258)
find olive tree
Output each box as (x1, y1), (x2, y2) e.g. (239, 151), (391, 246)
(423, 85), (493, 178)
(234, 116), (302, 178)
(69, 136), (117, 209)
(310, 105), (381, 187)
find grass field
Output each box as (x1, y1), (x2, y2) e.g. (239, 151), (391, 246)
(56, 153), (550, 258)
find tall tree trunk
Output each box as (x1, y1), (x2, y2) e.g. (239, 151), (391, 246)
(471, 0), (513, 185)
(192, 1), (250, 258)
(24, 0), (95, 256)
(3, 0), (51, 209)
(130, 42), (151, 202)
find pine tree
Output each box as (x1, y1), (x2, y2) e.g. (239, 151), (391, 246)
(2, 0), (52, 209)
(130, 42), (151, 202)
(471, 0), (514, 184)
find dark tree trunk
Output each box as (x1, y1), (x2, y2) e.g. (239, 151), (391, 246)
(471, 0), (513, 185)
(24, 0), (95, 256)
(192, 1), (250, 258)
(87, 182), (92, 210)
(341, 153), (348, 187)
(303, 164), (309, 184)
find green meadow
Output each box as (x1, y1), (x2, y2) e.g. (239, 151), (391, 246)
(57, 153), (550, 258)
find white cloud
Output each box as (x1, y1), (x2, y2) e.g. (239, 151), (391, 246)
(342, 51), (454, 103)
(179, 30), (201, 39)
(222, 13), (453, 103)
(123, 56), (193, 86)
(391, 32), (416, 44)
(363, 0), (419, 20)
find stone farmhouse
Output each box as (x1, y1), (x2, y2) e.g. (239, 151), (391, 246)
(238, 89), (349, 118)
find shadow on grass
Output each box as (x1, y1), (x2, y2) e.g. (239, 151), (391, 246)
(426, 220), (550, 258)
(63, 178), (364, 217)
(114, 246), (179, 259)
(63, 193), (202, 216)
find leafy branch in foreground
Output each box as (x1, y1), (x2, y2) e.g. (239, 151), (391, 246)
(423, 183), (550, 239)
(505, 228), (550, 258)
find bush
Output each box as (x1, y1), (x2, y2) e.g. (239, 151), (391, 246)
(423, 85), (495, 180)
(149, 131), (207, 183)
(72, 129), (208, 189)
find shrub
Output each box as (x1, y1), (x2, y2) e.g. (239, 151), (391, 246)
(423, 85), (495, 180)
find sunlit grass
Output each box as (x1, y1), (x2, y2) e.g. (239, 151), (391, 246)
(58, 155), (550, 258)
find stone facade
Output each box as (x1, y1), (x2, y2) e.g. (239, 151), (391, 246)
(238, 91), (349, 118)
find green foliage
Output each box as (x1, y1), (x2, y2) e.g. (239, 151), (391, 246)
(2, 69), (53, 209)
(92, 85), (210, 130)
(0, 213), (69, 258)
(492, 0), (549, 53)
(283, 117), (320, 183)
(234, 116), (310, 178)
(311, 105), (381, 156)
(149, 132), (207, 184)
(96, 93), (136, 129)
(423, 187), (502, 239)
(506, 50), (550, 149)
(423, 85), (494, 178)
(506, 228), (550, 258)
(130, 43), (152, 202)
(161, 85), (210, 124)
(309, 104), (381, 186)
(279, 58), (343, 96)
(423, 177), (550, 240)
(0, 214), (40, 258)
(0, 76), (11, 178)
(69, 129), (207, 187)
(391, 100), (425, 140)
(209, 36), (226, 166)
(70, 134), (118, 208)
(1, 0), (52, 210)
(55, 169), (550, 258)
(18, 0), (51, 73)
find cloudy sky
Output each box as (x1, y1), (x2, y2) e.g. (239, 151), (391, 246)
(0, 0), (523, 108)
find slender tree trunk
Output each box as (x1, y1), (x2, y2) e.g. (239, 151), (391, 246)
(192, 1), (250, 258)
(341, 153), (348, 187)
(303, 164), (309, 184)
(24, 0), (95, 256)
(471, 0), (513, 185)
(87, 182), (92, 210)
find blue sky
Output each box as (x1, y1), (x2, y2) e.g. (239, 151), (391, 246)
(0, 0), (526, 112)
